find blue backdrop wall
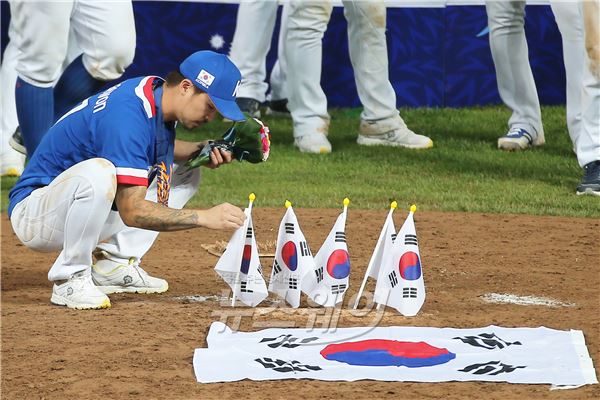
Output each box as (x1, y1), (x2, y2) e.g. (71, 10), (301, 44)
(0, 1), (566, 108)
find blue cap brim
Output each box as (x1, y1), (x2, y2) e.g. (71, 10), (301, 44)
(210, 95), (246, 122)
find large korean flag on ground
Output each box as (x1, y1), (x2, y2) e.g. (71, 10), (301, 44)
(214, 205), (268, 307)
(194, 322), (598, 387)
(302, 200), (350, 307)
(374, 205), (425, 316)
(269, 203), (315, 308)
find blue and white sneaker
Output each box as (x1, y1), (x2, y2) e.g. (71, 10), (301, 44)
(576, 160), (600, 196)
(498, 127), (545, 151)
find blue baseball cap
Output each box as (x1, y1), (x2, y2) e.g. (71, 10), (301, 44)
(179, 51), (245, 122)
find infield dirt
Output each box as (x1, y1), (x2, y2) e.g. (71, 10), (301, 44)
(2, 209), (598, 399)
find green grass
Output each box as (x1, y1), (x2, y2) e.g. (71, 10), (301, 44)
(2, 106), (598, 218)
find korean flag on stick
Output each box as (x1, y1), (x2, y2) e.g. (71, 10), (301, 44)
(214, 193), (268, 307)
(374, 205), (425, 316)
(353, 201), (397, 309)
(268, 201), (315, 308)
(302, 198), (351, 307)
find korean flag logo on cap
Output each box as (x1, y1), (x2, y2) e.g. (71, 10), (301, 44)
(196, 69), (215, 88)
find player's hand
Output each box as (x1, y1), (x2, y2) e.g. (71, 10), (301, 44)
(198, 203), (246, 230)
(204, 147), (233, 169)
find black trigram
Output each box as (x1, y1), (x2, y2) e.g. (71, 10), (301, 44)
(257, 264), (263, 277)
(299, 241), (311, 257)
(403, 287), (417, 298)
(331, 284), (347, 294)
(315, 267), (324, 283)
(284, 223), (295, 234)
(391, 233), (397, 242)
(273, 260), (282, 274)
(259, 335), (319, 349)
(334, 231), (346, 243)
(453, 333), (522, 350)
(240, 280), (253, 293)
(404, 234), (418, 246)
(254, 358), (322, 373)
(388, 271), (398, 288)
(246, 226), (253, 238)
(288, 277), (298, 290)
(458, 361), (525, 376)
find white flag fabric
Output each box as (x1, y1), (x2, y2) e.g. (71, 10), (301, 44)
(374, 209), (425, 316)
(194, 322), (598, 387)
(367, 209), (396, 280)
(214, 208), (268, 307)
(268, 206), (315, 308)
(302, 206), (350, 307)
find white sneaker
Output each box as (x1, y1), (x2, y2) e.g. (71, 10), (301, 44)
(92, 254), (168, 294)
(497, 127), (545, 151)
(1, 150), (25, 177)
(294, 133), (332, 154)
(51, 270), (111, 310)
(357, 126), (433, 149)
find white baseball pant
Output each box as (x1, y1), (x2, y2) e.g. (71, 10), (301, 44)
(285, 0), (403, 139)
(10, 159), (200, 281)
(9, 0), (136, 87)
(229, 0), (288, 102)
(486, 0), (599, 166)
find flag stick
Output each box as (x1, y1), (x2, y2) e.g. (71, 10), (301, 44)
(232, 193), (255, 307)
(353, 201), (397, 309)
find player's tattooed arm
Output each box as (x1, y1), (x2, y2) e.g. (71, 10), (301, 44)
(115, 184), (245, 231)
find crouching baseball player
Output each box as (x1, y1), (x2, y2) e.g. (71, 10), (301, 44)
(8, 51), (249, 310)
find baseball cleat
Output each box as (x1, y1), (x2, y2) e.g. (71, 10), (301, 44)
(92, 252), (168, 294)
(294, 133), (332, 154)
(497, 127), (545, 151)
(576, 160), (600, 196)
(51, 270), (111, 310)
(265, 99), (291, 117)
(357, 127), (433, 149)
(9, 128), (27, 156)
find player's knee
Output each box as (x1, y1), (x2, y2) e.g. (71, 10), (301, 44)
(80, 158), (117, 199)
(17, 54), (67, 86)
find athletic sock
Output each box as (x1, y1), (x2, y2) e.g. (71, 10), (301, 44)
(53, 55), (106, 121)
(15, 77), (54, 155)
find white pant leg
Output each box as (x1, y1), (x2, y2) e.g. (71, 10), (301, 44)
(96, 164), (201, 264)
(10, 158), (117, 280)
(343, 0), (402, 132)
(486, 0), (544, 138)
(229, 0), (279, 102)
(577, 1), (600, 167)
(1, 26), (26, 167)
(551, 1), (584, 146)
(286, 0), (333, 138)
(70, 0), (135, 81)
(11, 0), (73, 86)
(269, 4), (290, 101)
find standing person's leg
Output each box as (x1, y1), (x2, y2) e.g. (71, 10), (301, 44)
(486, 0), (545, 150)
(286, 0), (333, 153)
(343, 0), (432, 149)
(266, 3), (291, 116)
(575, 0), (600, 195)
(93, 164), (201, 292)
(56, 0), (136, 120)
(10, 158), (118, 309)
(229, 0), (280, 117)
(1, 23), (26, 176)
(551, 1), (584, 147)
(11, 0), (73, 154)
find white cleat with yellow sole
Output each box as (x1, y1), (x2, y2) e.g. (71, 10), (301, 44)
(92, 254), (168, 294)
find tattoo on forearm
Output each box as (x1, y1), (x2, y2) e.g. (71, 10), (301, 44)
(133, 207), (199, 231)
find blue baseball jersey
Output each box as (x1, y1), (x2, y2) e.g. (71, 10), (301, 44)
(8, 76), (176, 217)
